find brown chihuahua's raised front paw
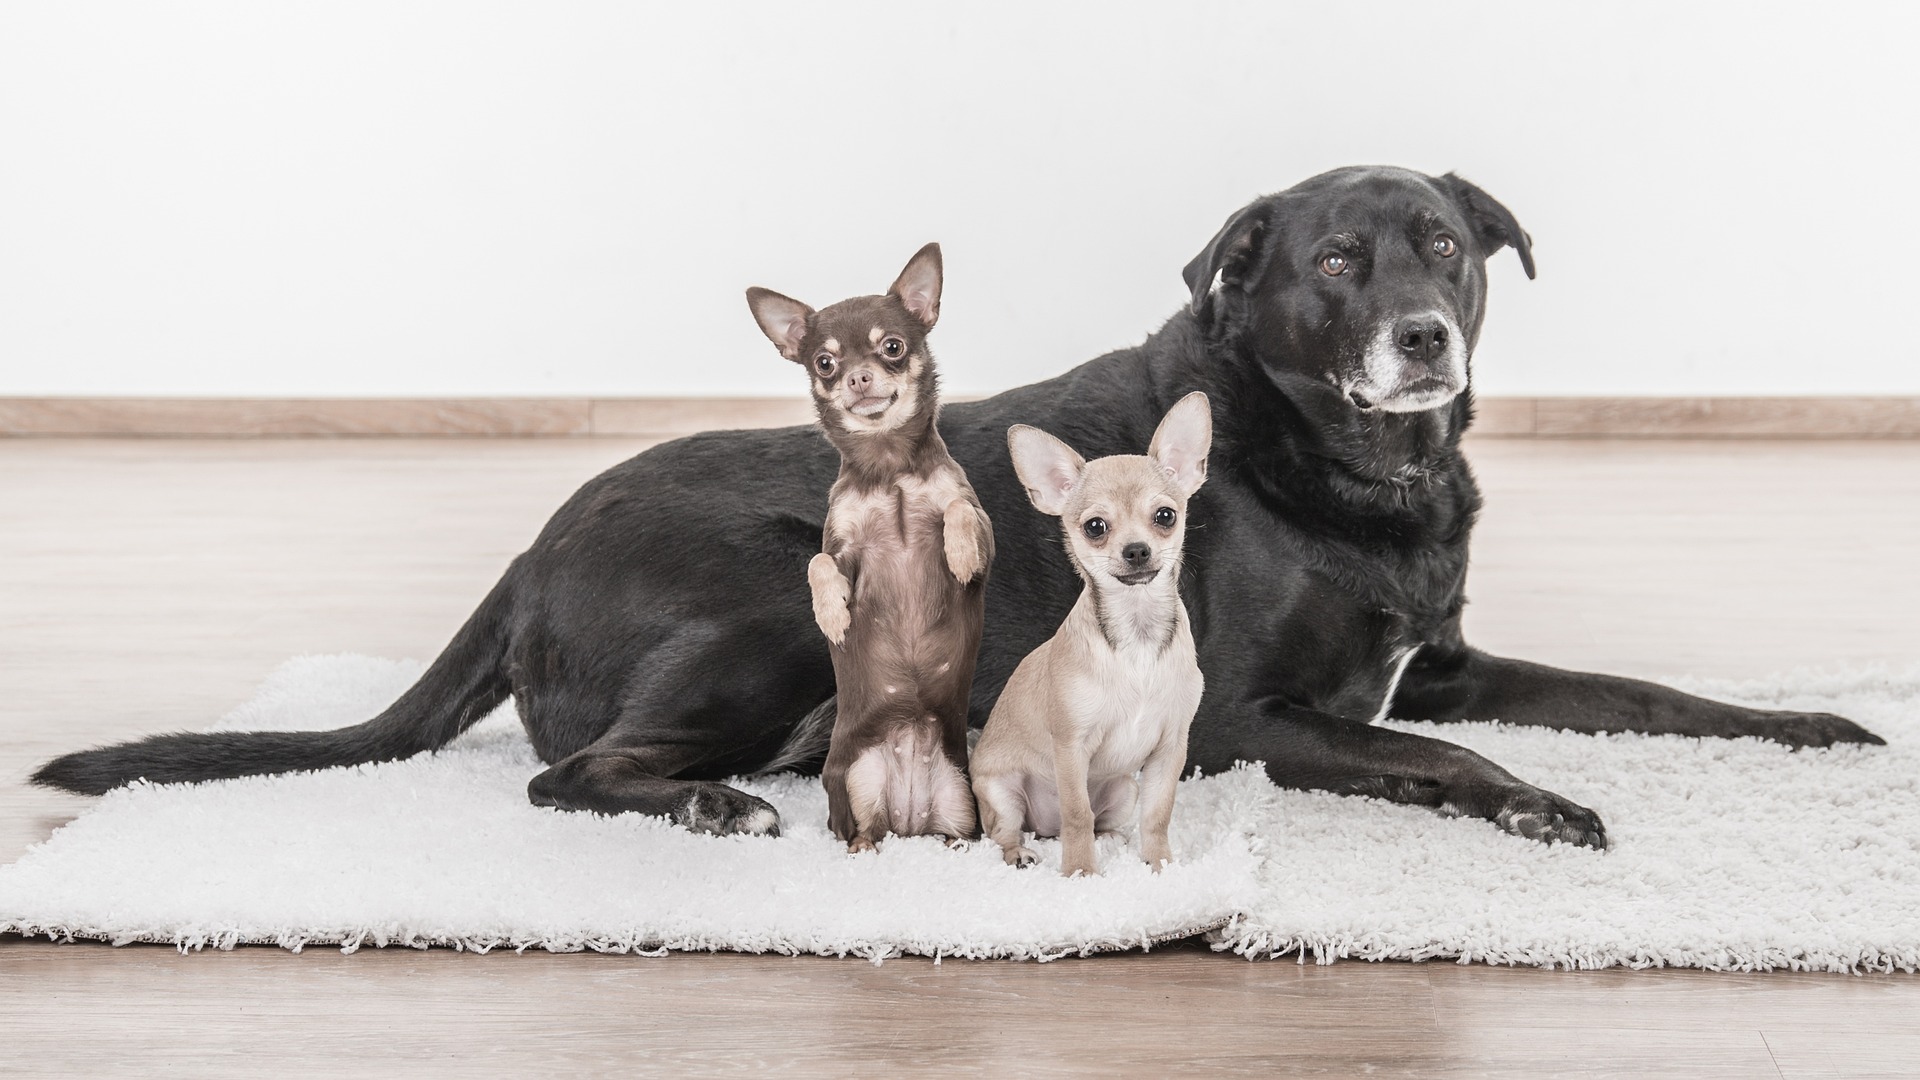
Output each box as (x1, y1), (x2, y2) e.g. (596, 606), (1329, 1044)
(807, 553), (852, 645)
(942, 501), (985, 583)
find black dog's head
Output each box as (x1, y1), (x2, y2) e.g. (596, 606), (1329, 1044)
(1183, 167), (1532, 416)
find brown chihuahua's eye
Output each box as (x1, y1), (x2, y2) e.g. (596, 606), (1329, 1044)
(1319, 253), (1348, 277)
(1082, 517), (1108, 541)
(814, 354), (835, 376)
(1153, 507), (1176, 529)
(1432, 234), (1457, 258)
(881, 337), (905, 359)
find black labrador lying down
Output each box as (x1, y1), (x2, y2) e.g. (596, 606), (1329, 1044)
(37, 166), (1882, 847)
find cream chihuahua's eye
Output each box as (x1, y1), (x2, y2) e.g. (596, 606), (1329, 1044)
(881, 337), (905, 358)
(1082, 518), (1108, 540)
(814, 354), (835, 375)
(1432, 234), (1457, 258)
(1153, 507), (1177, 529)
(1319, 253), (1348, 276)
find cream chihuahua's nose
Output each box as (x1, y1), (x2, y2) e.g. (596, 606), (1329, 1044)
(1121, 542), (1152, 567)
(846, 368), (874, 396)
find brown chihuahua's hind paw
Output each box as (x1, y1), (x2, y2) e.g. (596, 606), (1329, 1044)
(847, 836), (878, 855)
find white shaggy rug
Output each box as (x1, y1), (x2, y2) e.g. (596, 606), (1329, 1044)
(3, 655), (1917, 971)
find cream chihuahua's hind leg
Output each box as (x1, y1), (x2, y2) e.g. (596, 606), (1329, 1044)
(807, 552), (852, 645)
(975, 774), (1039, 868)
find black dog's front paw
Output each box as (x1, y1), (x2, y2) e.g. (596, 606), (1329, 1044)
(1746, 711), (1885, 749)
(678, 784), (782, 837)
(1446, 782), (1608, 850)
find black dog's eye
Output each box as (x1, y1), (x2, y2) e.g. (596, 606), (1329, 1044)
(881, 337), (905, 359)
(1432, 235), (1457, 258)
(1319, 254), (1348, 277)
(1082, 518), (1108, 540)
(1153, 507), (1177, 529)
(814, 354), (836, 376)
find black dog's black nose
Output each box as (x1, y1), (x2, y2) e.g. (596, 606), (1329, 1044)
(1121, 542), (1152, 566)
(1394, 318), (1449, 362)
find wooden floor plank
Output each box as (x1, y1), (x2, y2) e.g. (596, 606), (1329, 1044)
(1762, 1029), (1920, 1080)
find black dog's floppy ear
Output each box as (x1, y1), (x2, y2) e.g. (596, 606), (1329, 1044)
(745, 287), (815, 363)
(888, 242), (943, 329)
(1440, 173), (1535, 280)
(1181, 200), (1272, 316)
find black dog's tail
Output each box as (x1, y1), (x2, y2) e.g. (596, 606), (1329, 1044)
(33, 579), (517, 796)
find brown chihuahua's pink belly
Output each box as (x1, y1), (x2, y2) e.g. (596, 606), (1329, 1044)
(843, 722), (976, 841)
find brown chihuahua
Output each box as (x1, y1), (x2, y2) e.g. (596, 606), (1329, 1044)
(746, 243), (991, 852)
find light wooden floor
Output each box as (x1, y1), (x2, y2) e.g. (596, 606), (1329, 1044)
(3, 435), (1919, 1078)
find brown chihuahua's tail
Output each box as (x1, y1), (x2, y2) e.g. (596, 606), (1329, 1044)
(32, 579), (515, 796)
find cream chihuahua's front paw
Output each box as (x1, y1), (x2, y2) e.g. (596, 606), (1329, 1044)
(1060, 855), (1100, 878)
(942, 501), (984, 583)
(807, 553), (852, 645)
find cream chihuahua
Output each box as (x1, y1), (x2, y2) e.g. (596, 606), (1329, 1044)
(970, 392), (1211, 876)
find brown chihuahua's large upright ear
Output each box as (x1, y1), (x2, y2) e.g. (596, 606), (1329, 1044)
(745, 287), (815, 363)
(888, 243), (943, 329)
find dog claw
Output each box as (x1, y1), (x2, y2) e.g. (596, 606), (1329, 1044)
(1443, 781), (1608, 850)
(1497, 797), (1607, 849)
(676, 785), (782, 837)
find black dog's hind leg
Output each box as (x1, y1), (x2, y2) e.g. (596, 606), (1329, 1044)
(1394, 634), (1884, 749)
(1190, 701), (1608, 849)
(526, 681), (786, 837)
(529, 730), (782, 837)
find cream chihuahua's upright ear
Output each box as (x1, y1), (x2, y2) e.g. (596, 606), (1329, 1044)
(1007, 424), (1086, 516)
(1149, 391), (1213, 497)
(745, 287), (815, 363)
(888, 243), (943, 329)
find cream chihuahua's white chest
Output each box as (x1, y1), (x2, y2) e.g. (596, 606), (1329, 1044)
(1063, 601), (1203, 781)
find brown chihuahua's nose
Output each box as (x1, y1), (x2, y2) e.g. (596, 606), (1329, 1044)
(1121, 542), (1152, 567)
(845, 368), (874, 396)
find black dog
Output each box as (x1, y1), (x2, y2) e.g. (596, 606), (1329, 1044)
(37, 166), (1883, 847)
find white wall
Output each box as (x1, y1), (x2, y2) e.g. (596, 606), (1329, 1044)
(2, 2), (1916, 398)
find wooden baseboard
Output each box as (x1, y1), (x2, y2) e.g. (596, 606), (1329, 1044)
(0, 397), (818, 438)
(2, 396), (1918, 439)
